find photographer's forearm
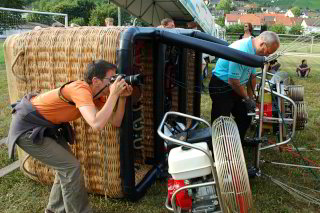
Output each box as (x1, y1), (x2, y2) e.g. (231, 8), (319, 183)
(110, 97), (126, 127)
(79, 94), (119, 131)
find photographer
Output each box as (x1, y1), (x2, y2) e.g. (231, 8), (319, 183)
(7, 60), (133, 213)
(209, 31), (280, 143)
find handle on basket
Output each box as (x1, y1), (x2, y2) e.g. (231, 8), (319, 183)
(11, 50), (27, 82)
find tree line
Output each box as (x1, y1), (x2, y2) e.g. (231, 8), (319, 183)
(0, 0), (149, 34)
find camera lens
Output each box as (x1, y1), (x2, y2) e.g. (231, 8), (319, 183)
(124, 74), (143, 86)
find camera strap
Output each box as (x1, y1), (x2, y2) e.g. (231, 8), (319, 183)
(58, 81), (76, 106)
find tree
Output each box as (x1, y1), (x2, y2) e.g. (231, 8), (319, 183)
(215, 17), (225, 27)
(0, 0), (26, 34)
(0, 0), (25, 9)
(226, 24), (244, 33)
(27, 0), (96, 26)
(216, 0), (232, 14)
(71, 17), (85, 26)
(289, 24), (303, 35)
(269, 24), (286, 34)
(291, 6), (301, 17)
(89, 3), (131, 26)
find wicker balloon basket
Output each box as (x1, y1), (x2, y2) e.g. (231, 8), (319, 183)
(4, 26), (200, 199)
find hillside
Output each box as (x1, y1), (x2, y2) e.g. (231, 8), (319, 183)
(248, 0), (320, 10)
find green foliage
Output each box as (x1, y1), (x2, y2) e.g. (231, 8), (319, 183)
(71, 17), (85, 26)
(289, 24), (303, 35)
(215, 17), (225, 27)
(269, 24), (287, 34)
(216, 0), (232, 14)
(0, 0), (25, 9)
(261, 24), (268, 32)
(249, 0), (320, 10)
(50, 0), (96, 25)
(0, 41), (4, 65)
(0, 1), (26, 33)
(226, 24), (244, 33)
(88, 3), (131, 26)
(290, 6), (300, 17)
(27, 0), (133, 27)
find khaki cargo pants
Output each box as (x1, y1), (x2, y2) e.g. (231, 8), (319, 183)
(17, 132), (92, 213)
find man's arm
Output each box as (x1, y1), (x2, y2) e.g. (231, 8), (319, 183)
(78, 94), (121, 131)
(247, 74), (256, 98)
(109, 84), (133, 127)
(79, 78), (128, 131)
(228, 62), (250, 99)
(109, 97), (127, 127)
(228, 78), (248, 99)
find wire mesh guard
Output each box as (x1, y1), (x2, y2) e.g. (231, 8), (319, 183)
(211, 116), (252, 213)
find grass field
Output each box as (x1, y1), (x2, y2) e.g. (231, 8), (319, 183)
(250, 0), (320, 9)
(1, 40), (320, 213)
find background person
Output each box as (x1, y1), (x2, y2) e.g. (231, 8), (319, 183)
(296, 59), (311, 77)
(157, 18), (175, 28)
(268, 59), (281, 74)
(239, 23), (253, 40)
(208, 31), (280, 143)
(7, 60), (133, 213)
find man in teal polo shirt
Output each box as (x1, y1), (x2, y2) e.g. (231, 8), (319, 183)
(209, 31), (280, 142)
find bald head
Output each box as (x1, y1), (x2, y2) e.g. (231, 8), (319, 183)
(259, 31), (280, 47)
(254, 31), (280, 56)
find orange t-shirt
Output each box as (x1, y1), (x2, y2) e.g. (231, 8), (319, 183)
(31, 80), (105, 124)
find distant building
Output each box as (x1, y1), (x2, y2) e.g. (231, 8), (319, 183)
(285, 10), (294, 18)
(301, 18), (320, 34)
(225, 12), (303, 33)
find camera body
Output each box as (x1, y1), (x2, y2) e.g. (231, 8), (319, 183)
(110, 74), (143, 86)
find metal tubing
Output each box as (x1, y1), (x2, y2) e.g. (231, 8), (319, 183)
(260, 117), (294, 124)
(0, 7), (68, 27)
(170, 181), (218, 212)
(0, 7), (68, 16)
(276, 82), (283, 143)
(264, 161), (320, 170)
(260, 88), (297, 150)
(255, 64), (269, 168)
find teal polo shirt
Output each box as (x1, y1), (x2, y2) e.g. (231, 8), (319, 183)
(212, 37), (256, 85)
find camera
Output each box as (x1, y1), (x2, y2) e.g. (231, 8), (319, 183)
(110, 74), (143, 86)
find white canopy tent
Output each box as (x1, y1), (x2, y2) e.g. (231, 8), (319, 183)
(110, 0), (215, 36)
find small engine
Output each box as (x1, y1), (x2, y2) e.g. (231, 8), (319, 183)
(167, 142), (220, 212)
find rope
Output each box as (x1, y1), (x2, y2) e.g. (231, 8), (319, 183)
(265, 80), (320, 183)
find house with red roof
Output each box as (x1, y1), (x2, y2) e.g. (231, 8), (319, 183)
(301, 18), (320, 34)
(225, 13), (305, 33)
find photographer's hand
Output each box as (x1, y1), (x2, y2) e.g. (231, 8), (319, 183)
(120, 85), (133, 97)
(109, 76), (127, 97)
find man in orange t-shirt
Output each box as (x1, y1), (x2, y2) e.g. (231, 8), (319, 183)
(8, 60), (132, 213)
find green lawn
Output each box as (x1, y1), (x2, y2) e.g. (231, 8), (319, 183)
(0, 41), (4, 65)
(249, 0), (320, 9)
(1, 44), (320, 212)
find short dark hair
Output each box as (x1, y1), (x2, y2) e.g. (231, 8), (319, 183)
(244, 22), (253, 34)
(161, 18), (174, 26)
(84, 60), (117, 84)
(302, 59), (306, 64)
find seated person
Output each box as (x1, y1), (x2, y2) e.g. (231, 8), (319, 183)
(296, 59), (311, 77)
(268, 60), (281, 74)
